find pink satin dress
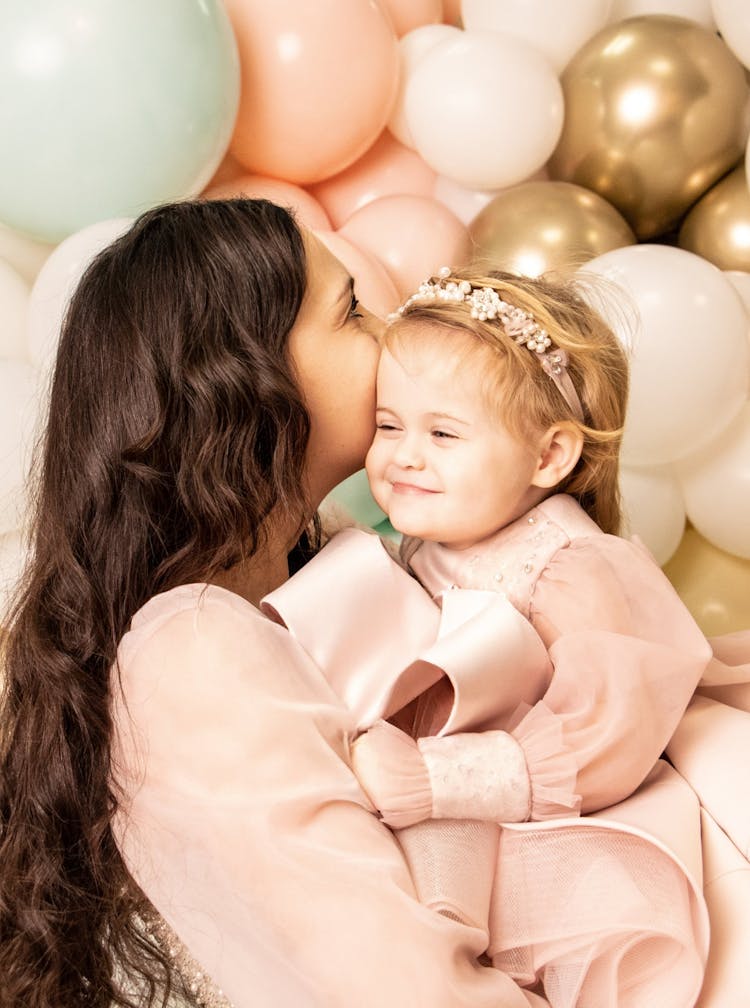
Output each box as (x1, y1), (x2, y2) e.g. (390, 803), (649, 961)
(261, 495), (750, 1008)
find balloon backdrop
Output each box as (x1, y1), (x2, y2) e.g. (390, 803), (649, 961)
(404, 30), (564, 190)
(223, 0), (399, 184)
(712, 0), (750, 70)
(0, 262), (30, 361)
(585, 243), (750, 465)
(0, 361), (42, 536)
(310, 131), (436, 230)
(314, 231), (400, 321)
(0, 531), (27, 625)
(677, 402), (750, 559)
(340, 194), (471, 298)
(607, 0), (716, 29)
(679, 165), (750, 271)
(548, 15), (749, 239)
(377, 0), (442, 38)
(725, 270), (750, 345)
(663, 526), (750, 634)
(388, 25), (462, 148)
(462, 0), (612, 73)
(0, 0), (240, 243)
(0, 225), (54, 286)
(619, 465), (686, 565)
(469, 180), (636, 277)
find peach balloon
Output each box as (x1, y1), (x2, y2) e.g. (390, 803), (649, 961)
(340, 193), (471, 298)
(223, 0), (399, 184)
(309, 131), (436, 229)
(442, 0), (463, 26)
(315, 230), (400, 321)
(203, 173), (331, 231)
(377, 0), (442, 37)
(204, 151), (245, 192)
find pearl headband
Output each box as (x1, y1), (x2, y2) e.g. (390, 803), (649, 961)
(389, 267), (585, 423)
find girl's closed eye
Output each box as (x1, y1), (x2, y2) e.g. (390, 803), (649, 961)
(431, 428), (459, 440)
(375, 421), (401, 433)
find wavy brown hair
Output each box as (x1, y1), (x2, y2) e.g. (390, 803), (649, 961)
(0, 198), (312, 1006)
(387, 269), (630, 534)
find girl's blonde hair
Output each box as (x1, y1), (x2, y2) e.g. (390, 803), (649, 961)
(385, 268), (630, 535)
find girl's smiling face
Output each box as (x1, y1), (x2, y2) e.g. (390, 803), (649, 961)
(365, 334), (549, 550)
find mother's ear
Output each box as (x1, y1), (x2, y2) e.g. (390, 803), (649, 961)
(531, 424), (584, 489)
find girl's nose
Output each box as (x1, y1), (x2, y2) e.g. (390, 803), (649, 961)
(392, 432), (424, 469)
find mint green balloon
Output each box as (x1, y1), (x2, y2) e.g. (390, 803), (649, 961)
(0, 1), (240, 242)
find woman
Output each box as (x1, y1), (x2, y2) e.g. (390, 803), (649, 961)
(0, 199), (538, 1007)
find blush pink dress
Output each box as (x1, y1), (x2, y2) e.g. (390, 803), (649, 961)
(260, 495), (750, 1008)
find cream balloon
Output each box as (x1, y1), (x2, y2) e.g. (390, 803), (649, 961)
(388, 24), (461, 149)
(404, 30), (564, 190)
(27, 218), (133, 375)
(678, 165), (750, 272)
(662, 526), (750, 634)
(585, 244), (750, 465)
(724, 270), (750, 351)
(433, 176), (501, 226)
(0, 360), (42, 535)
(469, 180), (636, 277)
(618, 465), (686, 566)
(548, 16), (749, 239)
(712, 0), (750, 70)
(0, 261), (30, 361)
(0, 224), (54, 286)
(339, 194), (471, 298)
(677, 402), (750, 559)
(608, 0), (716, 29)
(462, 0), (612, 73)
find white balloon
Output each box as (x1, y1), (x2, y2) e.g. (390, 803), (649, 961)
(618, 465), (686, 565)
(388, 25), (462, 149)
(585, 244), (750, 466)
(724, 269), (750, 350)
(0, 530), (28, 628)
(27, 217), (132, 375)
(462, 0), (612, 72)
(0, 259), (30, 360)
(0, 221), (54, 286)
(678, 401), (750, 558)
(609, 0), (716, 29)
(405, 31), (564, 190)
(712, 0), (750, 70)
(432, 175), (500, 225)
(0, 360), (43, 535)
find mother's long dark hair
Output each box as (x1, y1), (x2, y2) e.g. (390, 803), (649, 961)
(0, 199), (309, 1006)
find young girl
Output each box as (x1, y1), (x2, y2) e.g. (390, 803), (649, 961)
(263, 266), (718, 1007)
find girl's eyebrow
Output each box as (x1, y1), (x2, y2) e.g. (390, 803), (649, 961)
(427, 411), (472, 426)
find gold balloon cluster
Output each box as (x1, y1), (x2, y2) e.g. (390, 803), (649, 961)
(470, 15), (750, 276)
(548, 15), (748, 241)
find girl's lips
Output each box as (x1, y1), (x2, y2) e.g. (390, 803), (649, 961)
(390, 481), (438, 495)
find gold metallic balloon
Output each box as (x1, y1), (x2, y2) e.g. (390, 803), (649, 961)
(548, 15), (749, 240)
(662, 525), (750, 635)
(468, 180), (635, 276)
(678, 165), (750, 272)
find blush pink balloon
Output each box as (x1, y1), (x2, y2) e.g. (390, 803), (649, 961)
(203, 173), (331, 231)
(378, 0), (443, 37)
(442, 0), (463, 25)
(309, 131), (436, 229)
(223, 0), (399, 184)
(315, 230), (400, 321)
(340, 193), (471, 298)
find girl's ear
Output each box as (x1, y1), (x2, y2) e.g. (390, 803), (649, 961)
(531, 424), (584, 489)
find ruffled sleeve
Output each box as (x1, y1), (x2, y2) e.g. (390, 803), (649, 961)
(521, 534), (712, 813)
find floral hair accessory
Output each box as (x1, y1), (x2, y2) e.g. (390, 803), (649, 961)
(389, 266), (584, 422)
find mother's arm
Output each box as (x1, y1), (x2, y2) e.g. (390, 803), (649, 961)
(112, 586), (536, 1008)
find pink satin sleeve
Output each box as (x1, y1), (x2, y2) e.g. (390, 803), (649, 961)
(525, 536), (712, 813)
(111, 584), (535, 1008)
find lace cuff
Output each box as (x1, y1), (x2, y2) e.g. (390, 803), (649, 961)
(350, 720), (432, 829)
(420, 731), (531, 823)
(511, 700), (582, 820)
